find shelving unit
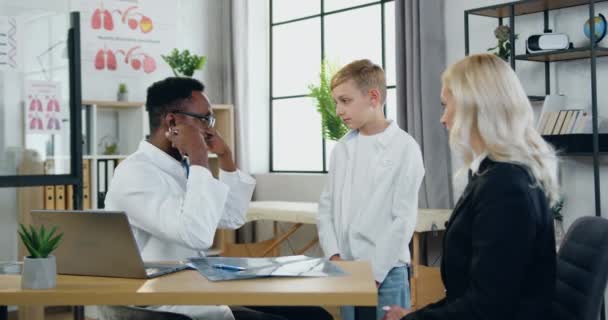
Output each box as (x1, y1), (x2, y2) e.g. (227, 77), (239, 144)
(466, 0), (603, 217)
(466, 1), (604, 317)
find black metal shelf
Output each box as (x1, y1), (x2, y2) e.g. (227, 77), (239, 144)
(468, 0), (608, 18)
(528, 95), (546, 102)
(516, 47), (608, 62)
(543, 134), (608, 155)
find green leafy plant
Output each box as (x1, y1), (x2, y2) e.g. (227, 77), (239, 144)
(487, 25), (518, 61)
(18, 224), (63, 258)
(118, 83), (127, 93)
(161, 49), (207, 77)
(308, 60), (349, 141)
(552, 198), (564, 222)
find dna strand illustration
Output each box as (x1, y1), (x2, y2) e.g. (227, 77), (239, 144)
(7, 17), (16, 68)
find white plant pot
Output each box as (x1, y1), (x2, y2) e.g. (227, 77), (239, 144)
(117, 91), (128, 101)
(21, 255), (56, 289)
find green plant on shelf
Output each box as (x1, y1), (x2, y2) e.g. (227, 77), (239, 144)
(161, 49), (207, 77)
(552, 198), (564, 222)
(18, 224), (63, 258)
(488, 25), (518, 61)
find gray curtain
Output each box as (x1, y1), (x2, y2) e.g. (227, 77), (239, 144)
(395, 0), (453, 209)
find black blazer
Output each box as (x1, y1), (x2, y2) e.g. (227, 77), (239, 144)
(404, 158), (555, 320)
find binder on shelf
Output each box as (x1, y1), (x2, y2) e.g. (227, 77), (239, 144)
(67, 185), (74, 210)
(55, 185), (66, 210)
(98, 160), (107, 209)
(83, 159), (91, 209)
(44, 186), (55, 210)
(107, 160), (116, 191)
(83, 184), (91, 209)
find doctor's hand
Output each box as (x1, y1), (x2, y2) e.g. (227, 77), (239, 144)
(382, 305), (411, 320)
(165, 124), (209, 167)
(203, 127), (231, 156)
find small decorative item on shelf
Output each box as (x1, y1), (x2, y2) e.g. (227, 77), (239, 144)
(117, 83), (128, 101)
(584, 13), (607, 44)
(161, 49), (207, 77)
(488, 25), (518, 61)
(18, 224), (63, 289)
(308, 60), (349, 141)
(552, 198), (565, 251)
(99, 135), (118, 155)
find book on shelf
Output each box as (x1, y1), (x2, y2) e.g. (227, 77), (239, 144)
(552, 111), (568, 135)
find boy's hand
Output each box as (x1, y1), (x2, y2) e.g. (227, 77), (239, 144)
(329, 254), (342, 261)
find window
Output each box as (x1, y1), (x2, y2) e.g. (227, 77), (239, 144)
(270, 0), (396, 172)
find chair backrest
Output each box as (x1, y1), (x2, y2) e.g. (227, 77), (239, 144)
(97, 306), (193, 320)
(552, 217), (608, 320)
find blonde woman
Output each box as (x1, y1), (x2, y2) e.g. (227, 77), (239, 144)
(384, 53), (559, 320)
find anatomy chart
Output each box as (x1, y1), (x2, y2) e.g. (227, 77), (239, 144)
(80, 0), (176, 76)
(25, 81), (63, 134)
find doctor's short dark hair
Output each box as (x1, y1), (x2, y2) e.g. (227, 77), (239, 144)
(145, 77), (205, 132)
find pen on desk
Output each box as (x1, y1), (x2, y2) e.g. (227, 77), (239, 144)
(212, 263), (246, 271)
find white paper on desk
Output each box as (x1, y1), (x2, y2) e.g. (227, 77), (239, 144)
(189, 255), (347, 281)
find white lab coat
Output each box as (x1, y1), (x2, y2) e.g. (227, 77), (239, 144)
(105, 140), (256, 320)
(317, 121), (425, 283)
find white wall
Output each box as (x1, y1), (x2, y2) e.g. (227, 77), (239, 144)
(0, 0), (233, 261)
(445, 0), (608, 315)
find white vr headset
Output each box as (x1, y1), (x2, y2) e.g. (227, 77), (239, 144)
(526, 33), (570, 53)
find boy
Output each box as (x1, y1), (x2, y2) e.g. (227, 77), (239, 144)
(317, 59), (425, 320)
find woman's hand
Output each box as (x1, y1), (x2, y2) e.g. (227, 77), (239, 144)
(382, 305), (411, 320)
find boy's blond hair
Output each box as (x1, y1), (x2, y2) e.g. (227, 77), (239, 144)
(330, 59), (387, 105)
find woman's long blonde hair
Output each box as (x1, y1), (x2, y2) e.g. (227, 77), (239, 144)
(442, 53), (559, 205)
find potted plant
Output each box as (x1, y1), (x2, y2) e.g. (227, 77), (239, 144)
(487, 25), (518, 61)
(161, 49), (207, 77)
(18, 224), (63, 289)
(117, 83), (128, 101)
(552, 198), (565, 250)
(308, 60), (349, 141)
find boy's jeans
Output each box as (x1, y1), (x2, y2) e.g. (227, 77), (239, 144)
(341, 266), (410, 320)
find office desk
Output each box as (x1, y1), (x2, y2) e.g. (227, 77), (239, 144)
(0, 261), (376, 320)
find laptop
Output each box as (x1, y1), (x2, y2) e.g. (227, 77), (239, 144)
(30, 210), (190, 279)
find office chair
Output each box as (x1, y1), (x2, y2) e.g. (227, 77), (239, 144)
(552, 216), (608, 320)
(98, 306), (193, 320)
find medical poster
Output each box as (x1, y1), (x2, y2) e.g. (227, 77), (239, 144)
(25, 80), (63, 134)
(80, 0), (176, 77)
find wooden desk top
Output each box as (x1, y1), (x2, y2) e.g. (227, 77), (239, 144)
(0, 261), (376, 307)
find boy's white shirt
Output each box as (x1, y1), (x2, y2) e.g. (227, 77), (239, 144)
(317, 120), (425, 283)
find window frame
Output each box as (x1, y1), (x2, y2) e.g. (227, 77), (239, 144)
(269, 0), (396, 173)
